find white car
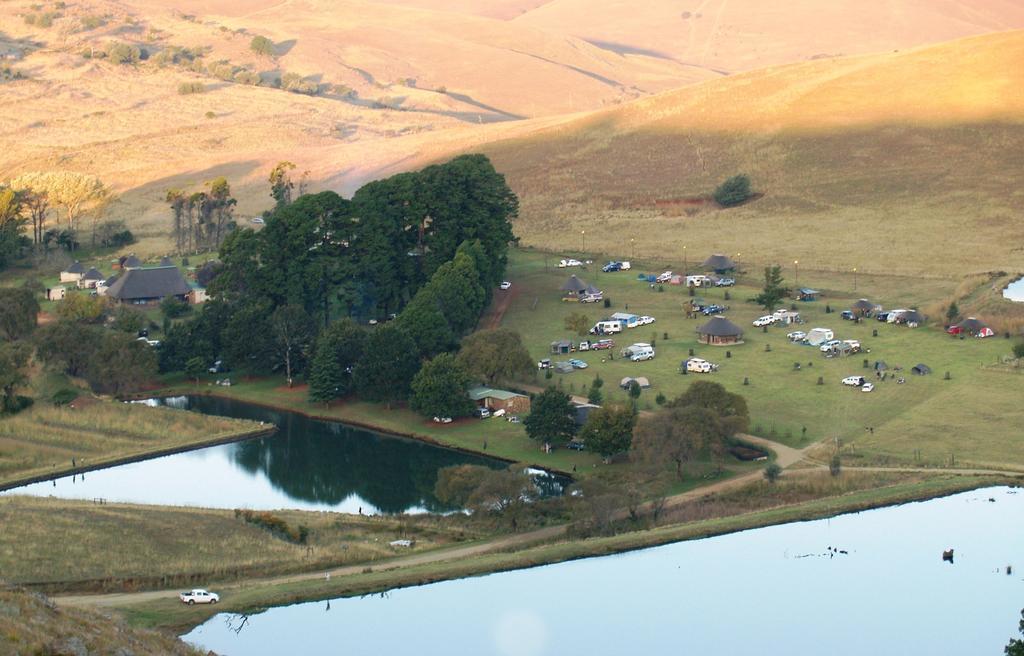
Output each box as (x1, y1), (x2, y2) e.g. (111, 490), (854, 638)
(787, 330), (807, 341)
(619, 261), (632, 270)
(655, 271), (673, 283)
(432, 416), (453, 424)
(819, 339), (843, 352)
(558, 258), (583, 268)
(752, 315), (777, 327)
(861, 382), (875, 393)
(249, 217), (265, 225)
(499, 281), (512, 290)
(180, 589), (219, 605)
(638, 315), (656, 326)
(842, 376), (866, 387)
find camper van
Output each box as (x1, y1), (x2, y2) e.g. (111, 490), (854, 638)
(624, 343), (655, 362)
(590, 320), (623, 335)
(684, 358), (715, 373)
(610, 312), (640, 329)
(804, 328), (835, 346)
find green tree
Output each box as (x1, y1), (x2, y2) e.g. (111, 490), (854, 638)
(270, 305), (314, 386)
(670, 380), (750, 435)
(410, 352), (475, 419)
(456, 328), (533, 385)
(55, 293), (106, 324)
(434, 464), (488, 507)
(579, 404), (635, 461)
(0, 287), (39, 341)
(268, 161), (296, 208)
(1005, 608), (1024, 656)
(184, 356), (206, 383)
(587, 384), (603, 405)
(633, 396), (740, 480)
(564, 312), (591, 337)
(523, 387), (576, 450)
(110, 305), (145, 334)
(753, 265), (790, 312)
(353, 324), (420, 405)
(397, 287), (454, 358)
(713, 174), (752, 207)
(946, 301), (960, 324)
(160, 295), (191, 320)
(425, 251), (485, 335)
(0, 342), (30, 412)
(307, 339), (344, 404)
(764, 463), (782, 483)
(250, 35), (276, 57)
(1013, 342), (1024, 360)
(313, 318), (367, 398)
(85, 332), (157, 395)
(34, 322), (96, 376)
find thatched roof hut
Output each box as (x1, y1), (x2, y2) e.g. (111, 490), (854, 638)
(702, 254), (736, 272)
(696, 316), (744, 345)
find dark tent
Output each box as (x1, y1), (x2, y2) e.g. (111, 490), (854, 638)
(851, 299), (875, 314)
(900, 309), (925, 325)
(696, 316), (744, 345)
(874, 361), (888, 371)
(702, 254), (736, 272)
(560, 275), (587, 293)
(957, 317), (987, 335)
(912, 364), (932, 375)
(584, 284), (602, 295)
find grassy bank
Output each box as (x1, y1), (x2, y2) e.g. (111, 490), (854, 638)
(121, 472), (1011, 633)
(0, 497), (491, 593)
(0, 401), (269, 489)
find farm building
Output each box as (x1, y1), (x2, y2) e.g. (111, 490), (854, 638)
(468, 386), (531, 415)
(59, 261), (86, 283)
(797, 288), (820, 302)
(702, 254), (736, 273)
(190, 283), (209, 304)
(45, 286), (65, 301)
(696, 316), (743, 346)
(77, 267), (104, 289)
(105, 265), (191, 305)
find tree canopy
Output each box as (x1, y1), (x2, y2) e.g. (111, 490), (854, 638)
(0, 287), (39, 341)
(523, 387), (576, 448)
(753, 265), (790, 312)
(713, 174), (753, 207)
(457, 328), (533, 386)
(579, 404), (636, 460)
(410, 352), (476, 419)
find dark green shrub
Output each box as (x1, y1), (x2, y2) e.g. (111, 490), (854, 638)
(713, 174), (752, 207)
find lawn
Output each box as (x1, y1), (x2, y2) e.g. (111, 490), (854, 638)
(0, 400), (266, 487)
(0, 496), (488, 591)
(497, 250), (1024, 468)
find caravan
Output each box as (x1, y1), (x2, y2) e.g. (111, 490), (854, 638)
(590, 319), (623, 335)
(804, 328), (835, 346)
(683, 358), (716, 373)
(623, 343), (655, 362)
(610, 312), (641, 329)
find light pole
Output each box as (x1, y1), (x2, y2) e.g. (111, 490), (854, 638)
(630, 238), (635, 260)
(853, 267), (857, 291)
(683, 245), (687, 273)
(794, 260), (799, 288)
(581, 229), (586, 254)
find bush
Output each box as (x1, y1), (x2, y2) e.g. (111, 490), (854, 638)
(249, 35), (275, 57)
(281, 71), (320, 95)
(763, 463), (782, 483)
(177, 81), (206, 95)
(96, 220), (134, 248)
(829, 454), (842, 476)
(713, 174), (753, 207)
(161, 295), (191, 319)
(3, 395), (34, 414)
(106, 41), (142, 65)
(52, 388), (79, 406)
(234, 509), (308, 544)
(1013, 342), (1024, 359)
(80, 14), (106, 30)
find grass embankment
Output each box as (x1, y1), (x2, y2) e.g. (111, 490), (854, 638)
(121, 472), (1010, 633)
(0, 401), (269, 488)
(496, 251), (1024, 470)
(0, 586), (202, 656)
(0, 497), (491, 593)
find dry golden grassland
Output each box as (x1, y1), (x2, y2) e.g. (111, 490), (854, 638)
(0, 496), (487, 591)
(0, 401), (265, 486)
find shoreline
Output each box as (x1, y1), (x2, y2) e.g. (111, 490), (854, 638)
(113, 473), (1017, 634)
(124, 388), (581, 478)
(0, 424), (277, 494)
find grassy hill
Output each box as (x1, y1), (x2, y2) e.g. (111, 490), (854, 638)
(478, 30), (1024, 278)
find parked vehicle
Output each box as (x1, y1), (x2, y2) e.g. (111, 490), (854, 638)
(537, 358), (552, 369)
(558, 258), (583, 268)
(701, 304), (727, 315)
(180, 589), (219, 605)
(590, 320), (623, 335)
(249, 217), (265, 225)
(208, 359), (228, 374)
(567, 440), (586, 451)
(655, 271), (673, 283)
(507, 415), (521, 423)
(840, 310), (855, 321)
(568, 358), (589, 369)
(861, 382), (875, 392)
(474, 407), (492, 419)
(580, 292), (603, 303)
(843, 339), (862, 352)
(787, 330), (807, 342)
(492, 408), (507, 417)
(715, 278), (735, 287)
(578, 341), (590, 351)
(819, 339), (843, 352)
(876, 312), (890, 322)
(620, 261), (632, 270)
(804, 328), (835, 346)
(499, 281), (512, 290)
(624, 343), (655, 362)
(432, 416), (453, 424)
(610, 312), (641, 329)
(601, 261), (622, 272)
(638, 315), (656, 326)
(684, 357), (714, 373)
(591, 339), (615, 350)
(842, 376), (866, 387)
(752, 315), (777, 327)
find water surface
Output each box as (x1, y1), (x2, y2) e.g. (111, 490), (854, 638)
(184, 486), (1024, 656)
(1004, 277), (1024, 302)
(2, 395), (565, 514)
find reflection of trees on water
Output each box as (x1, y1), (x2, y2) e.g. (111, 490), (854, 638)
(185, 396), (508, 514)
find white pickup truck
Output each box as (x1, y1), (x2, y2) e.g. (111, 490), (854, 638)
(180, 589), (220, 605)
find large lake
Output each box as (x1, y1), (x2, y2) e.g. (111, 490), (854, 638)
(1, 395), (566, 514)
(184, 486), (1024, 655)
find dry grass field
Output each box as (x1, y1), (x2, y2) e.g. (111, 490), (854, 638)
(0, 496), (485, 591)
(0, 401), (264, 486)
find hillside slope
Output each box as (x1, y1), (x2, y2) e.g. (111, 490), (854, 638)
(476, 31), (1024, 277)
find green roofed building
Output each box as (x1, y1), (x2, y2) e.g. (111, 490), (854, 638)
(468, 386), (531, 415)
